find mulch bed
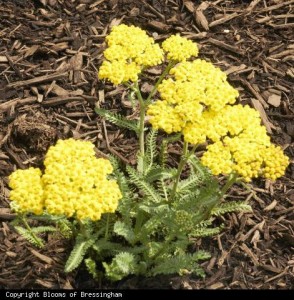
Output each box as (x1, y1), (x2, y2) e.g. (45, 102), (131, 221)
(0, 0), (293, 289)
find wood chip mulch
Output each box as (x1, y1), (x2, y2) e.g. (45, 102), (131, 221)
(0, 0), (293, 289)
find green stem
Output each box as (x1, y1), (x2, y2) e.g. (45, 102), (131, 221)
(170, 143), (198, 201)
(170, 141), (189, 200)
(145, 60), (176, 104)
(219, 172), (238, 198)
(20, 215), (44, 248)
(133, 81), (146, 174)
(104, 214), (110, 240)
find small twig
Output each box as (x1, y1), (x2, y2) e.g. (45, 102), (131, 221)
(102, 119), (129, 164)
(207, 38), (244, 55)
(7, 72), (68, 88)
(261, 0), (294, 12)
(144, 2), (165, 20)
(5, 53), (23, 79)
(264, 266), (290, 283)
(0, 96), (36, 112)
(209, 12), (239, 28)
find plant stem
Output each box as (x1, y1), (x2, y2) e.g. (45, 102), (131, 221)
(105, 214), (110, 240)
(133, 81), (146, 174)
(170, 143), (198, 201)
(146, 60), (175, 104)
(219, 172), (238, 198)
(20, 215), (44, 248)
(170, 141), (189, 200)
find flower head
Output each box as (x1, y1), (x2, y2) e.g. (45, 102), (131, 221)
(98, 24), (164, 85)
(9, 139), (122, 221)
(99, 60), (141, 85)
(9, 167), (44, 215)
(147, 60), (239, 138)
(201, 133), (289, 182)
(162, 34), (198, 62)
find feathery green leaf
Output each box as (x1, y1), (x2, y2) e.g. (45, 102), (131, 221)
(65, 236), (95, 273)
(113, 221), (135, 244)
(14, 226), (45, 248)
(212, 201), (252, 216)
(127, 165), (163, 203)
(144, 129), (158, 174)
(144, 166), (177, 183)
(103, 252), (137, 281)
(31, 226), (57, 234)
(95, 108), (139, 133)
(150, 252), (210, 276)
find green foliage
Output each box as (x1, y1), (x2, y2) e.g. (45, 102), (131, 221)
(212, 201), (252, 216)
(113, 221), (135, 244)
(65, 234), (96, 273)
(85, 258), (100, 280)
(127, 165), (164, 203)
(144, 129), (158, 174)
(30, 226), (57, 234)
(14, 226), (46, 248)
(103, 252), (138, 281)
(56, 219), (73, 239)
(95, 108), (139, 133)
(150, 251), (211, 277)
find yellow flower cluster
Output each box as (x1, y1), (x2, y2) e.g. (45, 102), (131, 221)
(198, 106), (289, 181)
(8, 139), (122, 221)
(9, 167), (44, 215)
(201, 136), (289, 182)
(147, 58), (289, 181)
(161, 34), (199, 62)
(147, 60), (239, 139)
(99, 24), (164, 85)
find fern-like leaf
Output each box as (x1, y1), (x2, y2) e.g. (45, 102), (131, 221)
(189, 226), (223, 238)
(95, 108), (139, 133)
(159, 133), (182, 167)
(144, 166), (177, 183)
(93, 240), (128, 256)
(212, 201), (252, 216)
(65, 236), (95, 273)
(85, 258), (100, 280)
(113, 221), (135, 244)
(127, 165), (163, 203)
(150, 252), (210, 277)
(144, 129), (158, 174)
(139, 204), (169, 215)
(187, 156), (211, 180)
(57, 219), (73, 238)
(177, 175), (202, 194)
(14, 226), (45, 248)
(31, 226), (57, 234)
(103, 252), (137, 281)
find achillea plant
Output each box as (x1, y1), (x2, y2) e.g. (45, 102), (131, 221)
(8, 24), (289, 282)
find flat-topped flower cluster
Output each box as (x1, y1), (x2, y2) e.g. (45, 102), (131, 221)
(9, 139), (122, 220)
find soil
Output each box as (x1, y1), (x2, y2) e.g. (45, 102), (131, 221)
(0, 0), (293, 290)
